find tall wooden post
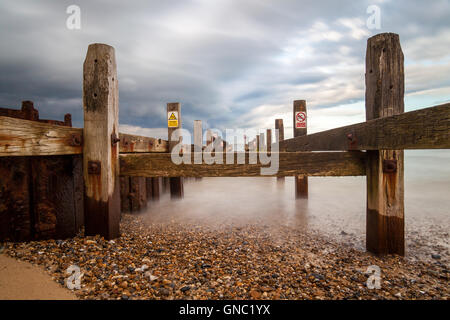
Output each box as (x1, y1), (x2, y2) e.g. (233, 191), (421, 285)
(146, 178), (153, 200)
(83, 43), (120, 239)
(260, 132), (265, 152)
(120, 177), (130, 212)
(129, 177), (147, 212)
(206, 129), (212, 146)
(152, 177), (160, 200)
(194, 120), (202, 164)
(266, 129), (272, 152)
(293, 100), (308, 198)
(167, 102), (184, 199)
(366, 33), (405, 255)
(256, 134), (260, 152)
(275, 119), (284, 182)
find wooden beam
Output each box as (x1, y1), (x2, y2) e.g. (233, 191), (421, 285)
(83, 43), (120, 240)
(119, 151), (367, 177)
(0, 117), (171, 157)
(0, 116), (82, 156)
(366, 33), (405, 255)
(4, 102), (447, 158)
(119, 133), (168, 153)
(280, 103), (450, 152)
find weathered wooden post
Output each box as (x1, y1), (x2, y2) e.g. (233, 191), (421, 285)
(206, 129), (212, 146)
(146, 178), (153, 200)
(266, 129), (272, 152)
(256, 134), (260, 152)
(366, 33), (405, 255)
(83, 43), (120, 239)
(194, 120), (203, 181)
(167, 102), (184, 198)
(152, 177), (161, 200)
(129, 177), (147, 212)
(293, 100), (308, 198)
(260, 132), (265, 152)
(194, 120), (202, 164)
(275, 119), (284, 181)
(120, 177), (130, 212)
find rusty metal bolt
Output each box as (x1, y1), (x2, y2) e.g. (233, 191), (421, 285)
(383, 159), (397, 173)
(346, 133), (354, 142)
(70, 133), (82, 146)
(87, 161), (101, 175)
(111, 133), (120, 146)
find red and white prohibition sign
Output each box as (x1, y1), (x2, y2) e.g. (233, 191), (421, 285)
(295, 111), (306, 128)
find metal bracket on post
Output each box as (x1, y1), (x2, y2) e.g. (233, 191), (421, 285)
(111, 133), (120, 146)
(87, 161), (101, 175)
(382, 159), (397, 173)
(69, 133), (83, 146)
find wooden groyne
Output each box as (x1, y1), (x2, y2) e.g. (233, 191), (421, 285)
(1, 33), (449, 255)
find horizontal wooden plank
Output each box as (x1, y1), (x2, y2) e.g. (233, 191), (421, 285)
(119, 151), (367, 177)
(280, 103), (450, 151)
(0, 116), (83, 156)
(119, 133), (168, 153)
(0, 116), (170, 156)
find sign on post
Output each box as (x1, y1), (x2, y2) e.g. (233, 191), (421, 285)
(295, 111), (306, 128)
(168, 111), (179, 128)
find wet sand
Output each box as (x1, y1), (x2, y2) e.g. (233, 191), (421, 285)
(0, 254), (77, 300)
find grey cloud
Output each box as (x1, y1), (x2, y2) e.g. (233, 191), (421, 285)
(0, 0), (449, 133)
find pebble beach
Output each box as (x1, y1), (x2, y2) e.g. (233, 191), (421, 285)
(1, 211), (448, 300)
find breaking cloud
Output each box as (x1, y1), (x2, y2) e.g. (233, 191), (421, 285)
(0, 0), (449, 140)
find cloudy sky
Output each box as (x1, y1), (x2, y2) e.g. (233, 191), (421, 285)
(0, 0), (449, 141)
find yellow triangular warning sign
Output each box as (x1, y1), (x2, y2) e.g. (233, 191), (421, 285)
(169, 112), (177, 120)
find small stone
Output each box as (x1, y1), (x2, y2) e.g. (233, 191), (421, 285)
(394, 292), (402, 298)
(101, 293), (110, 299)
(340, 231), (348, 235)
(206, 288), (215, 293)
(159, 288), (170, 296)
(201, 263), (212, 269)
(145, 271), (158, 281)
(121, 294), (129, 300)
(310, 273), (324, 281)
(431, 254), (441, 260)
(250, 290), (261, 299)
(135, 264), (148, 272)
(181, 286), (191, 293)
